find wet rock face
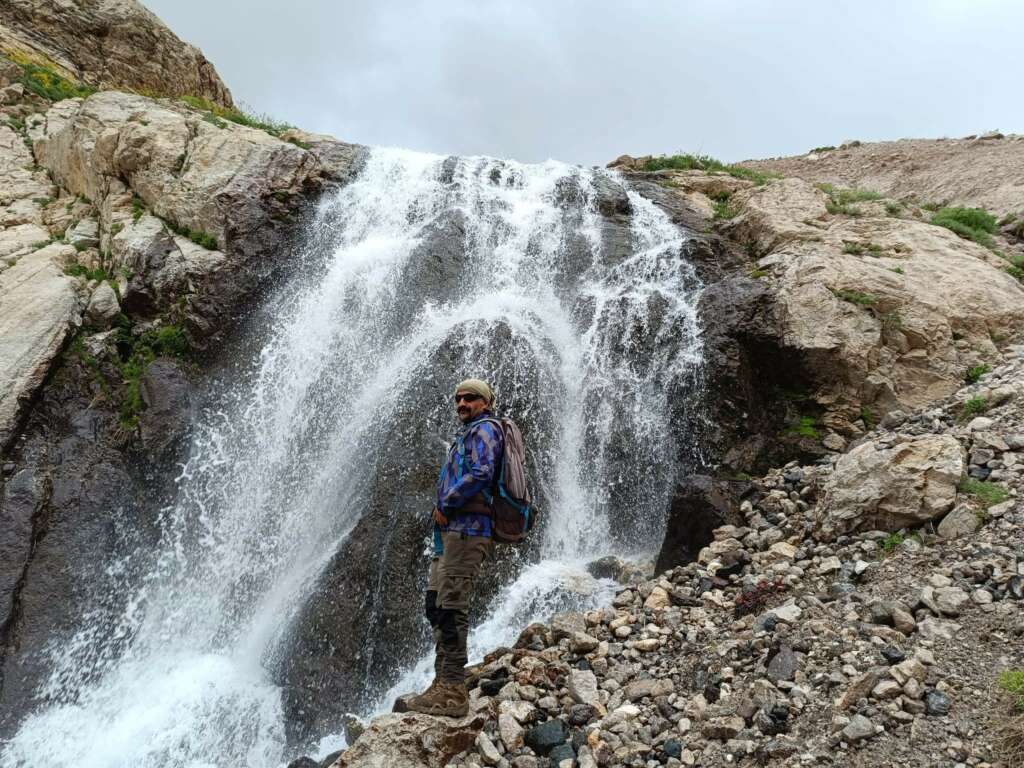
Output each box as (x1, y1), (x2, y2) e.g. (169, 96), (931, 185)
(655, 476), (747, 573)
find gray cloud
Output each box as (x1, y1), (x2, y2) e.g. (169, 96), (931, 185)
(147, 0), (1024, 166)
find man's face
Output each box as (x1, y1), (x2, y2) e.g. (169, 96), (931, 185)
(455, 390), (488, 423)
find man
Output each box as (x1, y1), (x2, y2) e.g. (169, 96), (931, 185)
(406, 378), (504, 717)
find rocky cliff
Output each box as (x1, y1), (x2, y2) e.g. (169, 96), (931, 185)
(0, 0), (233, 107)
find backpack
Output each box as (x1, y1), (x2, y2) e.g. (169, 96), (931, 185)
(458, 416), (535, 544)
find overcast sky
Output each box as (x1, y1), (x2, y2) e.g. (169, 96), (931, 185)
(147, 0), (1023, 167)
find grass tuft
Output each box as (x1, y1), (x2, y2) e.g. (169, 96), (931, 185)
(783, 415), (820, 439)
(180, 95), (293, 138)
(1000, 671), (1024, 711)
(959, 477), (1009, 508)
(930, 207), (998, 249)
(965, 364), (990, 384)
(959, 396), (989, 421)
(642, 154), (780, 186)
(832, 288), (878, 307)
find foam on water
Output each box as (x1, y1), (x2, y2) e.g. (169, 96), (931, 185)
(2, 148), (702, 768)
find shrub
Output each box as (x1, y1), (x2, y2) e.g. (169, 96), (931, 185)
(966, 364), (990, 384)
(713, 198), (738, 220)
(959, 396), (989, 421)
(641, 153), (779, 186)
(959, 478), (1009, 508)
(115, 321), (190, 428)
(931, 206), (998, 249)
(832, 288), (877, 306)
(809, 145), (836, 153)
(9, 53), (96, 102)
(843, 242), (883, 256)
(131, 195), (146, 222)
(885, 201), (903, 216)
(889, 266), (904, 274)
(880, 532), (905, 553)
(860, 406), (877, 430)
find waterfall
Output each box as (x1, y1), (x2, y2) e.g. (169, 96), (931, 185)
(1, 148), (703, 768)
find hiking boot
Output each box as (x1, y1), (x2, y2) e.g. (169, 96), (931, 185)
(405, 681), (469, 717)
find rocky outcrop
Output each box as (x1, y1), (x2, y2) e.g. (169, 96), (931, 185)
(331, 713), (486, 768)
(738, 135), (1024, 220)
(626, 166), (1024, 456)
(0, 0), (233, 107)
(814, 434), (964, 541)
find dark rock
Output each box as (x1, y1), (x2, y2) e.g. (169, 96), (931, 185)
(286, 758), (317, 768)
(1008, 576), (1024, 601)
(340, 713), (364, 745)
(524, 719), (568, 754)
(567, 704), (596, 726)
(391, 694), (413, 713)
(547, 742), (576, 766)
(655, 475), (747, 572)
(880, 646), (905, 665)
(662, 739), (683, 758)
(924, 690), (950, 716)
(480, 676), (509, 695)
(138, 359), (193, 456)
(766, 642), (798, 682)
(318, 751), (344, 768)
(585, 556), (623, 581)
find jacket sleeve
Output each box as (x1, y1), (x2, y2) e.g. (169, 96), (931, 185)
(439, 422), (502, 512)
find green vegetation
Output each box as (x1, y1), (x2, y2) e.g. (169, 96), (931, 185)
(842, 241), (883, 256)
(712, 197), (738, 220)
(115, 321), (190, 428)
(179, 95), (293, 138)
(131, 195), (146, 222)
(999, 670), (1024, 711)
(885, 201), (903, 216)
(930, 206), (998, 249)
(7, 51), (96, 102)
(879, 532), (905, 553)
(163, 217), (218, 250)
(860, 406), (877, 430)
(998, 213), (1017, 227)
(747, 267), (768, 279)
(809, 145), (836, 153)
(32, 196), (55, 207)
(959, 477), (1010, 508)
(966, 364), (991, 384)
(63, 264), (110, 282)
(201, 112), (227, 129)
(880, 310), (903, 332)
(641, 153), (780, 186)
(818, 183), (882, 217)
(287, 137), (312, 150)
(921, 201), (942, 213)
(959, 396), (989, 421)
(889, 266), (904, 274)
(783, 415), (820, 439)
(832, 288), (878, 307)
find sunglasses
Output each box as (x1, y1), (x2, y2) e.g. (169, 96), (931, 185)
(454, 393), (483, 404)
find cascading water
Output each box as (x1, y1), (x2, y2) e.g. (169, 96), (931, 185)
(1, 148), (703, 768)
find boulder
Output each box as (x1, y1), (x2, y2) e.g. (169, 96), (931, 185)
(936, 505), (981, 539)
(0, 243), (81, 452)
(85, 281), (119, 327)
(332, 712), (486, 768)
(814, 434), (964, 540)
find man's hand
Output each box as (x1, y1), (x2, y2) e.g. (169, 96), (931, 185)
(432, 506), (448, 526)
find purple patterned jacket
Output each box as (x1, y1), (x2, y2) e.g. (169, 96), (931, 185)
(433, 411), (504, 551)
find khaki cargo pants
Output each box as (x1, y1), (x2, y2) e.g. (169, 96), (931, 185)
(425, 531), (492, 684)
